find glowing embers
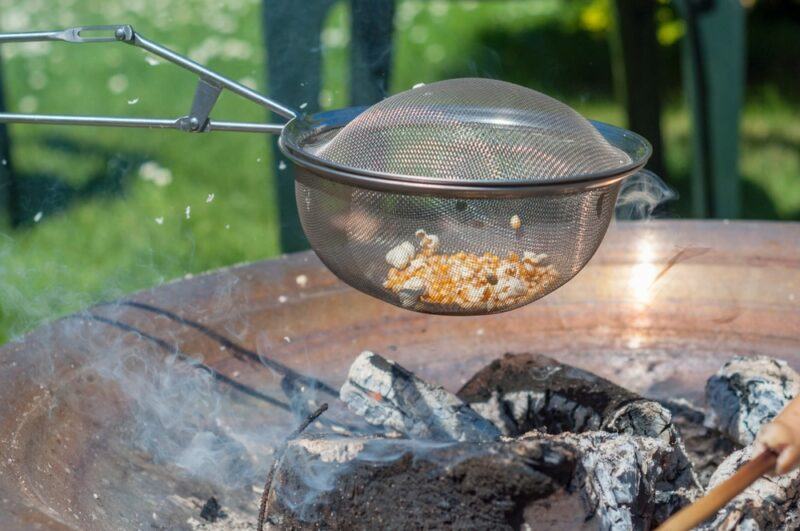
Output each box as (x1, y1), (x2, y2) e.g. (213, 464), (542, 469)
(383, 229), (557, 311)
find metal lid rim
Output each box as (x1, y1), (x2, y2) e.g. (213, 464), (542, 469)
(279, 109), (653, 189)
(287, 146), (642, 197)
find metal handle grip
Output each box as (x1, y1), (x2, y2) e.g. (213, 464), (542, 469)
(0, 25), (127, 43)
(0, 24), (295, 133)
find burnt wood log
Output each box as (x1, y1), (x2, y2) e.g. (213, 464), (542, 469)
(457, 352), (680, 445)
(339, 351), (501, 442)
(280, 352), (702, 530)
(538, 431), (698, 529)
(706, 356), (800, 445)
(264, 430), (698, 531)
(661, 398), (739, 487)
(698, 445), (800, 530)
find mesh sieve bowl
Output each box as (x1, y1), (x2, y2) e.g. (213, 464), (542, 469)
(281, 79), (651, 315)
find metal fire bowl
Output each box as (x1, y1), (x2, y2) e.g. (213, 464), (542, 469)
(1, 220), (799, 529)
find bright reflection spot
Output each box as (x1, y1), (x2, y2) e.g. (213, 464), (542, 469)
(628, 238), (659, 306)
(626, 332), (644, 350)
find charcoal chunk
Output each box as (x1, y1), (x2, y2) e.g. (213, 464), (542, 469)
(265, 435), (578, 530)
(457, 353), (680, 445)
(541, 431), (699, 529)
(661, 398), (740, 487)
(199, 497), (223, 522)
(705, 356), (800, 445)
(698, 446), (800, 530)
(340, 351), (501, 442)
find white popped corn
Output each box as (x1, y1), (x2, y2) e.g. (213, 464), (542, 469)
(384, 230), (557, 311)
(385, 241), (415, 269)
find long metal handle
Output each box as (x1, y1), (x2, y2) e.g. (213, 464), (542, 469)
(0, 113), (284, 133)
(0, 24), (295, 133)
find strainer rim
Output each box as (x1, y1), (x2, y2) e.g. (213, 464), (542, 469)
(288, 144), (639, 198)
(279, 106), (652, 189)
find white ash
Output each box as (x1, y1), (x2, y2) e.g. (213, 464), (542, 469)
(705, 356), (800, 445)
(295, 438), (365, 463)
(530, 430), (700, 530)
(187, 511), (254, 530)
(339, 351), (501, 442)
(698, 445), (800, 531)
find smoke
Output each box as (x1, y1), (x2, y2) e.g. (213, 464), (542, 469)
(615, 170), (677, 221)
(89, 336), (264, 489)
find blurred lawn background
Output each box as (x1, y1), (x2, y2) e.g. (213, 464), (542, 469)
(0, 0), (798, 343)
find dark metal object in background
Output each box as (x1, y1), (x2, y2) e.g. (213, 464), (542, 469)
(0, 55), (16, 226)
(675, 0), (746, 219)
(350, 0), (395, 107)
(611, 0), (666, 180)
(264, 0), (395, 252)
(264, 0), (334, 253)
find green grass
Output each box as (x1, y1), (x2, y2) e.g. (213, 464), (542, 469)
(1, 0), (798, 343)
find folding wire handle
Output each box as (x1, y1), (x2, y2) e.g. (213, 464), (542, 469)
(0, 24), (294, 134)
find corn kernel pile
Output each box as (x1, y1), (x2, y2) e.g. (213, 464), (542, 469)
(383, 229), (558, 311)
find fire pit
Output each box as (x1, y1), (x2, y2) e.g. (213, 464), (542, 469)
(1, 220), (799, 529)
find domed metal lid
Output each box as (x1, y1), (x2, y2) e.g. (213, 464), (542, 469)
(281, 78), (650, 189)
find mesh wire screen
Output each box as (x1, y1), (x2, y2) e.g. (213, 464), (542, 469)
(296, 175), (621, 315)
(315, 78), (630, 182)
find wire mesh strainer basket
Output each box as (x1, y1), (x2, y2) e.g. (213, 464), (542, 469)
(0, 27), (651, 316)
(284, 79), (650, 315)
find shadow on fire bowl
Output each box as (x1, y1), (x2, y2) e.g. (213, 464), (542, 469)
(0, 221), (799, 529)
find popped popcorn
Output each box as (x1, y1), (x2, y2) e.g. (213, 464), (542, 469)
(415, 229), (440, 255)
(398, 277), (426, 307)
(383, 230), (558, 311)
(385, 241), (415, 269)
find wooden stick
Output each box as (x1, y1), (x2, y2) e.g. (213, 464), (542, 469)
(257, 403), (329, 531)
(656, 449), (777, 531)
